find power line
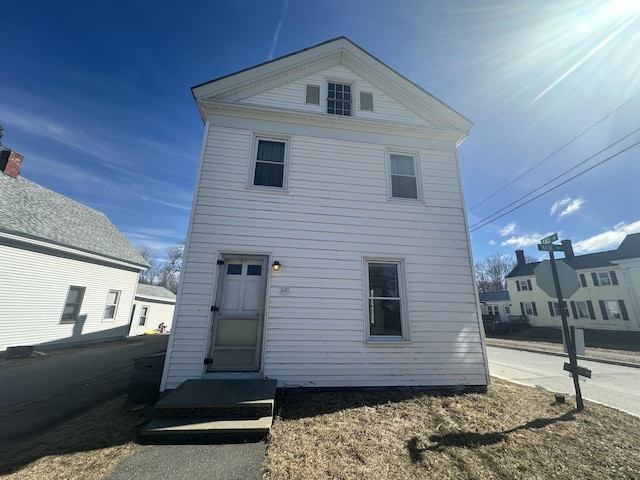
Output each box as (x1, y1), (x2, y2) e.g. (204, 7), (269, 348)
(468, 126), (640, 230)
(469, 139), (640, 233)
(468, 90), (640, 212)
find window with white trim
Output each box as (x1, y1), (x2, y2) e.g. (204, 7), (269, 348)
(249, 136), (289, 189)
(138, 306), (149, 326)
(551, 301), (569, 317)
(523, 302), (534, 315)
(60, 286), (85, 323)
(602, 300), (622, 320)
(597, 272), (612, 285)
(327, 82), (352, 116)
(104, 290), (121, 320)
(575, 301), (590, 319)
(517, 280), (531, 291)
(388, 152), (420, 200)
(365, 260), (408, 340)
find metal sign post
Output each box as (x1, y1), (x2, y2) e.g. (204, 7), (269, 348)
(538, 234), (585, 411)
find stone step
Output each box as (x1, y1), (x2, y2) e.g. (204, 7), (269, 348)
(141, 416), (272, 442)
(154, 402), (273, 419)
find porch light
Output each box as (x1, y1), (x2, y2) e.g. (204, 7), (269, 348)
(272, 261), (281, 271)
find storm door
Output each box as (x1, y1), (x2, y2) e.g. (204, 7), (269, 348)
(209, 257), (267, 371)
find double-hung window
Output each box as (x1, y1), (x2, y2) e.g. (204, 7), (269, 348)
(104, 290), (121, 320)
(138, 306), (149, 326)
(575, 301), (591, 319)
(365, 260), (408, 340)
(327, 82), (352, 116)
(388, 152), (420, 200)
(250, 136), (289, 189)
(60, 286), (85, 323)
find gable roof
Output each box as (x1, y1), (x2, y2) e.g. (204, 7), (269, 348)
(0, 173), (148, 269)
(506, 233), (640, 278)
(135, 284), (176, 301)
(192, 37), (473, 140)
(479, 291), (510, 302)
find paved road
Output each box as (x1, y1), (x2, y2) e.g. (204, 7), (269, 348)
(487, 346), (640, 417)
(0, 335), (168, 445)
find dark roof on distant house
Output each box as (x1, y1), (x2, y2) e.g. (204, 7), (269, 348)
(0, 173), (148, 268)
(506, 233), (640, 278)
(135, 284), (176, 301)
(479, 291), (510, 303)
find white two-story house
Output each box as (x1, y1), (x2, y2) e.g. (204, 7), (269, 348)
(506, 235), (640, 332)
(160, 37), (489, 391)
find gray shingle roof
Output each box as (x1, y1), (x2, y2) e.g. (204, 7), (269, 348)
(135, 284), (176, 301)
(479, 291), (510, 302)
(506, 233), (640, 278)
(0, 173), (148, 268)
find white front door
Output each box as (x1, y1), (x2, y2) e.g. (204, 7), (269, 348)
(209, 257), (267, 371)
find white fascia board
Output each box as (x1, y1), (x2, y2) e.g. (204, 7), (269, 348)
(135, 294), (176, 304)
(0, 231), (147, 271)
(200, 101), (468, 145)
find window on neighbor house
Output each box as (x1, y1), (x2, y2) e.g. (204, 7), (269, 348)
(599, 300), (629, 321)
(250, 137), (289, 189)
(104, 290), (121, 320)
(487, 306), (499, 316)
(517, 280), (531, 291)
(138, 306), (149, 326)
(575, 301), (591, 319)
(327, 82), (352, 116)
(504, 306), (511, 315)
(598, 272), (613, 285)
(388, 152), (420, 200)
(60, 286), (86, 323)
(305, 85), (320, 105)
(366, 260), (408, 339)
(522, 302), (535, 316)
(550, 301), (569, 317)
(592, 271), (618, 286)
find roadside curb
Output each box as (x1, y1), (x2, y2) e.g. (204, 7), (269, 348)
(487, 343), (640, 369)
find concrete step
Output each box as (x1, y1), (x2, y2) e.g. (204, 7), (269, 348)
(155, 403), (273, 419)
(142, 416), (272, 442)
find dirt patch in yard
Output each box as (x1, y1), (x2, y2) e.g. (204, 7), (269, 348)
(264, 379), (640, 480)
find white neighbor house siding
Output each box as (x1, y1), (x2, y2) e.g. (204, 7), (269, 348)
(129, 297), (176, 337)
(0, 244), (138, 351)
(162, 117), (487, 390)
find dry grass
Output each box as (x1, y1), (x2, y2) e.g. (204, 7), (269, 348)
(0, 396), (150, 480)
(264, 379), (640, 480)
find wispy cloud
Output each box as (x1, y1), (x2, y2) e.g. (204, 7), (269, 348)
(268, 0), (290, 60)
(500, 222), (517, 236)
(573, 220), (640, 253)
(550, 197), (585, 217)
(501, 233), (546, 249)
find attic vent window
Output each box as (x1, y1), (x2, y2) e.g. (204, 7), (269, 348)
(305, 85), (320, 105)
(327, 82), (351, 116)
(360, 92), (373, 111)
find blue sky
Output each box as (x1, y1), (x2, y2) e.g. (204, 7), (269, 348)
(2, 0), (639, 264)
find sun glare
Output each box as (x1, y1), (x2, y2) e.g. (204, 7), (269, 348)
(606, 0), (640, 16)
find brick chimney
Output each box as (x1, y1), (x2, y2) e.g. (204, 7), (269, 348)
(561, 239), (574, 259)
(0, 149), (24, 178)
(515, 249), (526, 266)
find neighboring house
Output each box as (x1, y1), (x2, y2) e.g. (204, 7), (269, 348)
(506, 235), (640, 332)
(161, 37), (489, 391)
(128, 284), (176, 337)
(0, 150), (149, 351)
(478, 291), (511, 322)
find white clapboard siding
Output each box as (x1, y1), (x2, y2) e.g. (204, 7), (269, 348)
(161, 117), (486, 390)
(128, 299), (175, 337)
(0, 245), (137, 351)
(240, 65), (431, 127)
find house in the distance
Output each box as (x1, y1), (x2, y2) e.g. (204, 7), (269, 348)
(478, 291), (511, 322)
(506, 235), (640, 332)
(128, 284), (176, 337)
(161, 37), (489, 391)
(0, 149), (149, 352)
